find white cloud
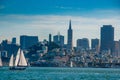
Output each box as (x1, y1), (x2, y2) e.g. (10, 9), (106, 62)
(0, 15), (120, 46)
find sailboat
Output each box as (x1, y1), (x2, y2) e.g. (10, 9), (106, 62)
(70, 61), (73, 68)
(0, 55), (2, 67)
(9, 49), (27, 70)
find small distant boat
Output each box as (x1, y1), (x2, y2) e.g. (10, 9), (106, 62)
(70, 61), (73, 68)
(0, 55), (2, 67)
(9, 49), (27, 70)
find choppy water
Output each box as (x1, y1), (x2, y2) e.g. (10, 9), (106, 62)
(0, 67), (120, 80)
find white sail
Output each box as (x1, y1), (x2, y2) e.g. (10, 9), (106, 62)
(18, 50), (27, 66)
(70, 61), (73, 67)
(0, 57), (2, 67)
(9, 54), (14, 67)
(15, 49), (20, 66)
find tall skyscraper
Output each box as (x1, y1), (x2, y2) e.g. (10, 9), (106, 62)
(53, 32), (64, 47)
(20, 35), (39, 50)
(67, 20), (73, 51)
(100, 25), (114, 52)
(49, 34), (52, 43)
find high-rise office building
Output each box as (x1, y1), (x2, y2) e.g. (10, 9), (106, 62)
(91, 38), (100, 52)
(77, 38), (89, 50)
(67, 20), (73, 51)
(53, 32), (64, 47)
(12, 37), (16, 44)
(91, 39), (99, 49)
(20, 35), (39, 50)
(49, 34), (52, 43)
(100, 25), (114, 52)
(113, 41), (120, 57)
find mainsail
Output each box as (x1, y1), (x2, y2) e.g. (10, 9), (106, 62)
(9, 49), (28, 70)
(15, 49), (20, 66)
(9, 54), (14, 67)
(18, 50), (27, 66)
(70, 61), (73, 67)
(0, 56), (2, 67)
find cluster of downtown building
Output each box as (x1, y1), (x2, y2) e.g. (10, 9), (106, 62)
(0, 20), (120, 67)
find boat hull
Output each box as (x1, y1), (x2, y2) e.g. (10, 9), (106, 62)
(9, 67), (26, 70)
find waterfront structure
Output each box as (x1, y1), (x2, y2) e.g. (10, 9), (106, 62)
(20, 35), (39, 50)
(0, 51), (7, 57)
(67, 20), (73, 52)
(53, 32), (64, 47)
(0, 40), (19, 58)
(77, 38), (89, 51)
(100, 25), (114, 52)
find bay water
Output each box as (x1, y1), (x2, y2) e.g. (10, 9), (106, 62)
(0, 67), (120, 80)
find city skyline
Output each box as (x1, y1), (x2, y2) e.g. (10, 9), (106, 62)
(1, 0), (120, 78)
(0, 0), (120, 46)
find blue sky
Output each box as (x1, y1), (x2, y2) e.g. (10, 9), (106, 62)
(0, 0), (120, 15)
(0, 0), (120, 46)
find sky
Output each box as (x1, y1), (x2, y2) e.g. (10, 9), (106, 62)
(0, 0), (120, 46)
